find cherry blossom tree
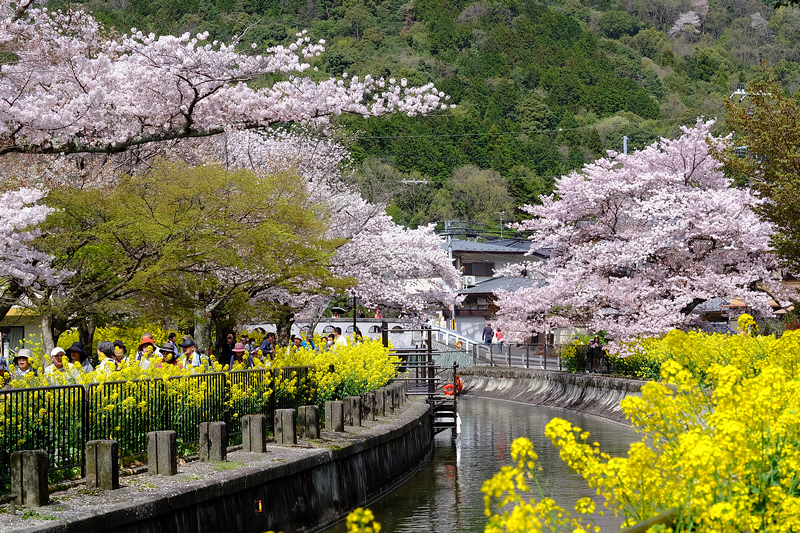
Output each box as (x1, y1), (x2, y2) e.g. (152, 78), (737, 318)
(494, 119), (789, 344)
(0, 0), (449, 156)
(0, 188), (60, 285)
(669, 11), (701, 38)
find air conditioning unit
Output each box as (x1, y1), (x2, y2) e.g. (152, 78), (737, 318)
(463, 275), (476, 287)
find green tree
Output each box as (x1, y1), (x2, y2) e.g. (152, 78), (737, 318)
(121, 163), (345, 353)
(448, 165), (516, 227)
(694, 46), (733, 82)
(717, 77), (800, 271)
(597, 9), (641, 39)
(555, 109), (580, 146)
(516, 94), (555, 134)
(584, 127), (605, 157)
(32, 163), (345, 353)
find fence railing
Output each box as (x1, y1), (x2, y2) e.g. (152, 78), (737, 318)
(473, 343), (564, 370)
(0, 366), (312, 490)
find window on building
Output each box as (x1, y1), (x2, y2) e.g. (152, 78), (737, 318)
(1, 326), (25, 356)
(462, 262), (495, 276)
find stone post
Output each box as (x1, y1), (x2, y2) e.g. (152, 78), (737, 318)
(274, 408), (297, 445)
(361, 392), (375, 422)
(344, 396), (362, 427)
(374, 388), (385, 417)
(147, 430), (177, 476)
(86, 440), (119, 490)
(325, 401), (344, 432)
(10, 450), (48, 507)
(361, 392), (376, 422)
(298, 405), (320, 440)
(242, 415), (267, 453)
(199, 421), (228, 462)
(384, 386), (395, 414)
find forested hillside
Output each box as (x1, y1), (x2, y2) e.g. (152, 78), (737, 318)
(62, 0), (800, 231)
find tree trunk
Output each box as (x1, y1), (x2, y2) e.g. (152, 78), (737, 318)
(214, 315), (237, 359)
(40, 313), (67, 366)
(77, 318), (96, 362)
(275, 308), (295, 347)
(194, 307), (213, 358)
(40, 314), (56, 365)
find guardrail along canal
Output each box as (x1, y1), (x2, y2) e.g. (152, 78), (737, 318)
(323, 396), (638, 532)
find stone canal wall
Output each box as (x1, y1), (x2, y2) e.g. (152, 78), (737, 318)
(459, 367), (645, 425)
(9, 399), (432, 533)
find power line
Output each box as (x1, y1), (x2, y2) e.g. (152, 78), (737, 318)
(354, 116), (707, 140)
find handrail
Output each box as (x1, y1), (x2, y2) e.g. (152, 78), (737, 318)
(428, 326), (480, 351)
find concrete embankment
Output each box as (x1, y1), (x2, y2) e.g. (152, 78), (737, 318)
(3, 399), (432, 533)
(459, 367), (645, 425)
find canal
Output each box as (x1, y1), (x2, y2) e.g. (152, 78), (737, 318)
(324, 396), (639, 532)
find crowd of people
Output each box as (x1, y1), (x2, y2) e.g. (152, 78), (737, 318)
(1, 326), (365, 387)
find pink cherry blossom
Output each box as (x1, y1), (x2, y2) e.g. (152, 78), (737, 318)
(494, 119), (789, 345)
(0, 0), (447, 156)
(0, 187), (62, 286)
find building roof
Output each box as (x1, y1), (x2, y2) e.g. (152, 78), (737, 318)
(458, 277), (541, 294)
(444, 238), (548, 257)
(691, 297), (723, 314)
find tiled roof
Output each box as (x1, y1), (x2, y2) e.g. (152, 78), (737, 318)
(444, 238), (548, 257)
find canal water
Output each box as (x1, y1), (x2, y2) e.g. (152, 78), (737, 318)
(323, 396), (639, 533)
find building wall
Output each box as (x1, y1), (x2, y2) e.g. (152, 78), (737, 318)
(456, 316), (486, 340)
(0, 312), (42, 360)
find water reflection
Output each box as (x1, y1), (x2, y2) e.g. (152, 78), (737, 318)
(322, 397), (639, 533)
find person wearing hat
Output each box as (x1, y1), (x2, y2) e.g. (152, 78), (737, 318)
(229, 342), (248, 369)
(44, 346), (71, 385)
(12, 348), (37, 379)
(66, 341), (93, 373)
(137, 335), (157, 368)
(45, 347), (67, 375)
(112, 340), (127, 365)
(221, 333), (236, 366)
(159, 341), (179, 366)
(179, 338), (208, 368)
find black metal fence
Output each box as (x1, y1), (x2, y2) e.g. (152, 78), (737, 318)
(473, 343), (563, 370)
(0, 366), (311, 490)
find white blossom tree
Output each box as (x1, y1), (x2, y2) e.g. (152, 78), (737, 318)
(0, 1), (449, 156)
(494, 119), (789, 344)
(669, 11), (702, 38)
(0, 188), (60, 286)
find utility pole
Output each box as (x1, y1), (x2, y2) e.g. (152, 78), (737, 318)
(499, 211), (505, 239)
